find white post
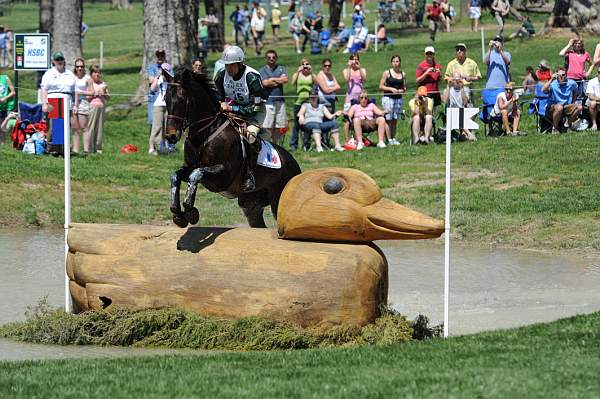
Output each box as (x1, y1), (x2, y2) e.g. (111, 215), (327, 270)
(100, 41), (104, 69)
(374, 20), (378, 53)
(342, 0), (346, 19)
(480, 27), (485, 62)
(63, 94), (72, 313)
(444, 109), (452, 338)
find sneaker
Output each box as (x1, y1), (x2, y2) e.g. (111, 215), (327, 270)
(148, 149), (157, 156)
(377, 141), (387, 149)
(316, 147), (324, 153)
(389, 138), (400, 145)
(96, 150), (103, 154)
(428, 136), (435, 143)
(296, 49), (302, 54)
(419, 136), (426, 143)
(551, 128), (560, 135)
(591, 124), (598, 131)
(334, 145), (345, 152)
(356, 141), (364, 150)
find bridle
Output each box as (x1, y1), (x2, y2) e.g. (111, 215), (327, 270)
(166, 81), (222, 136)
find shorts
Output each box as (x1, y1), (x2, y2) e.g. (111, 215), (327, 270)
(272, 24), (280, 29)
(257, 102), (288, 129)
(381, 96), (403, 120)
(427, 92), (442, 107)
(469, 7), (481, 19)
(76, 98), (90, 115)
(354, 117), (382, 132)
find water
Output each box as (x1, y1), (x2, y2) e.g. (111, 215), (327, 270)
(1, 228), (600, 360)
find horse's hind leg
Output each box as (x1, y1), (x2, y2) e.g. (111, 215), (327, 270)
(238, 192), (267, 228)
(171, 167), (191, 228)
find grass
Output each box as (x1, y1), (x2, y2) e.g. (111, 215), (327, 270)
(1, 311), (599, 398)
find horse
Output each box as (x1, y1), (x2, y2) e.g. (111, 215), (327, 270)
(162, 67), (301, 228)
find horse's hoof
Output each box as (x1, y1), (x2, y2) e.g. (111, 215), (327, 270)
(185, 207), (200, 225)
(173, 214), (189, 228)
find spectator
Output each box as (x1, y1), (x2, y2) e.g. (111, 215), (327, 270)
(198, 20), (209, 57)
(483, 36), (511, 89)
(0, 66), (15, 126)
(439, 0), (452, 33)
(345, 22), (370, 54)
(443, 71), (476, 140)
(522, 65), (537, 95)
(240, 5), (251, 48)
(290, 11), (304, 54)
(559, 38), (593, 101)
(87, 65), (109, 154)
(297, 91), (344, 152)
(444, 43), (481, 105)
(4, 26), (12, 69)
(415, 0), (426, 28)
(342, 53), (367, 142)
(250, 3), (266, 56)
(409, 86), (434, 144)
(348, 90), (388, 150)
(469, 0), (481, 32)
(81, 22), (89, 41)
(508, 15), (535, 40)
(376, 24), (393, 49)
(490, 0), (510, 38)
(542, 67), (581, 134)
(327, 22), (351, 52)
(379, 55), (406, 146)
(585, 66), (600, 131)
(148, 62), (171, 155)
(192, 59), (206, 75)
(40, 51), (75, 154)
(426, 0), (443, 42)
(536, 59), (552, 82)
(0, 26), (7, 68)
(205, 8), (220, 53)
(290, 58), (317, 151)
(147, 49), (165, 142)
(258, 50), (288, 145)
(230, 5), (244, 47)
(288, 0), (297, 30)
(271, 3), (282, 41)
(352, 5), (365, 28)
(416, 46), (442, 107)
(491, 82), (521, 136)
(594, 43), (600, 66)
(71, 58), (91, 155)
(316, 58), (341, 113)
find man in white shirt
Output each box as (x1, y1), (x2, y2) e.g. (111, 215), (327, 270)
(586, 67), (600, 131)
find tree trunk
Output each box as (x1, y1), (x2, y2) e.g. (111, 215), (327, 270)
(568, 0), (600, 32)
(204, 0), (225, 51)
(128, 0), (200, 107)
(329, 0), (343, 30)
(51, 0), (82, 68)
(39, 0), (53, 34)
(111, 0), (132, 10)
(550, 0), (572, 28)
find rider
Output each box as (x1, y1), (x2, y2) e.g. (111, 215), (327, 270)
(214, 45), (268, 192)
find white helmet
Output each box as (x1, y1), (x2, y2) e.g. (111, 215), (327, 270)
(220, 46), (245, 65)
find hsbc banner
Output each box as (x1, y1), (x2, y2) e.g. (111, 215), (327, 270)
(14, 33), (51, 71)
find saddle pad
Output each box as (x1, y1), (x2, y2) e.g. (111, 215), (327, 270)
(256, 141), (282, 169)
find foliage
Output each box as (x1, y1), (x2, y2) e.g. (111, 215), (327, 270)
(0, 300), (422, 350)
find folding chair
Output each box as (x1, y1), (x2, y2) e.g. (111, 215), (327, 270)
(528, 83), (552, 133)
(479, 88), (504, 136)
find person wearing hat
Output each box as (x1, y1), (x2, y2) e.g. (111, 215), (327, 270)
(491, 82), (522, 136)
(328, 21), (351, 52)
(416, 46), (442, 107)
(409, 86), (434, 144)
(426, 0), (443, 42)
(542, 66), (581, 133)
(444, 43), (481, 105)
(214, 45), (268, 191)
(483, 35), (511, 89)
(271, 3), (282, 41)
(147, 62), (173, 156)
(352, 5), (365, 28)
(536, 59), (552, 82)
(40, 50), (76, 154)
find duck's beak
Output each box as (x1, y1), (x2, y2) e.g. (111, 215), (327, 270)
(364, 198), (445, 241)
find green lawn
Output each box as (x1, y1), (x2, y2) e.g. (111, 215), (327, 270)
(1, 311), (599, 398)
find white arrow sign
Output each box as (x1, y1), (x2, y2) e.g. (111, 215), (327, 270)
(446, 107), (479, 130)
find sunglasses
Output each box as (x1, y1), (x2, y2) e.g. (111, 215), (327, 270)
(557, 74), (566, 78)
(360, 96), (368, 99)
(323, 64), (332, 67)
(75, 65), (85, 68)
(455, 48), (466, 52)
(506, 89), (513, 92)
(267, 56), (277, 59)
(425, 52), (434, 55)
(302, 63), (310, 66)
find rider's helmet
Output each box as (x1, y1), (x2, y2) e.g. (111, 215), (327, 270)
(220, 46), (245, 65)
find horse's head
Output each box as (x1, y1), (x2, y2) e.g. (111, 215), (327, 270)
(163, 67), (192, 145)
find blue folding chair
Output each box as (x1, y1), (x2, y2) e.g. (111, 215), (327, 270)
(479, 88), (504, 136)
(18, 102), (44, 123)
(528, 83), (552, 133)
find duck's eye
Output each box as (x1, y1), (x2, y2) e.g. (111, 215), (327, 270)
(323, 177), (344, 194)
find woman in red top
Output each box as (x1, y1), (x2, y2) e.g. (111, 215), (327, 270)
(415, 46), (442, 107)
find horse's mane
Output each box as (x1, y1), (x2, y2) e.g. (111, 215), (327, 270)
(174, 66), (220, 109)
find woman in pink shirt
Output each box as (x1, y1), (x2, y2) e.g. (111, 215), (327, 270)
(347, 90), (388, 150)
(559, 38), (592, 99)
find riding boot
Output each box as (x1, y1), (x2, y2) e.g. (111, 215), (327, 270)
(241, 137), (261, 193)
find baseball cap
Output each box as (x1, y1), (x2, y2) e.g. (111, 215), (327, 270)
(52, 51), (65, 61)
(539, 59), (550, 69)
(155, 49), (166, 57)
(424, 46), (435, 54)
(493, 36), (504, 43)
(455, 43), (467, 50)
(354, 5), (361, 10)
(339, 21), (345, 28)
(417, 86), (428, 96)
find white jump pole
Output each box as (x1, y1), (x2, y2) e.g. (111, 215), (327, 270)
(444, 109), (452, 338)
(100, 41), (104, 69)
(480, 27), (485, 62)
(374, 20), (378, 53)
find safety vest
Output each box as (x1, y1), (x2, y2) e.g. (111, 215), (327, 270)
(223, 65), (260, 106)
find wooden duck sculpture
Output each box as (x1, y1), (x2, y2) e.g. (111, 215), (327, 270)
(68, 168), (444, 327)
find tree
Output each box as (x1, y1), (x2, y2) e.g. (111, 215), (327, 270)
(51, 0), (83, 66)
(204, 0), (224, 51)
(549, 0), (600, 32)
(39, 0), (53, 34)
(329, 0), (343, 30)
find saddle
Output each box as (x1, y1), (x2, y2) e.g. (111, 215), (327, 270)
(223, 112), (262, 149)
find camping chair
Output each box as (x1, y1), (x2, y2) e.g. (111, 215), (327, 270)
(479, 88), (504, 136)
(347, 97), (382, 147)
(19, 102), (44, 124)
(528, 83), (553, 133)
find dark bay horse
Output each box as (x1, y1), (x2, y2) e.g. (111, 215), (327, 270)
(163, 67), (301, 228)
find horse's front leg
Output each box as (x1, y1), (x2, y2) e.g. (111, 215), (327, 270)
(171, 167), (191, 228)
(183, 164), (225, 225)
